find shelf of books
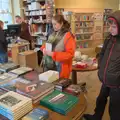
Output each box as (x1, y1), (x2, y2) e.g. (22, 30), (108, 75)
(71, 11), (103, 51)
(22, 0), (55, 46)
(103, 9), (113, 40)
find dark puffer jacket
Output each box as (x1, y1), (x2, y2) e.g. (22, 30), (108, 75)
(98, 10), (120, 87)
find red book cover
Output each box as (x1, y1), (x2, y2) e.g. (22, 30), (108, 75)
(23, 71), (39, 81)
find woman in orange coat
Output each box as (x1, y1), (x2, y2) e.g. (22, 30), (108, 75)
(41, 15), (76, 79)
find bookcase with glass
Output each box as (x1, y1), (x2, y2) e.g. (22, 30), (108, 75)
(73, 13), (94, 48)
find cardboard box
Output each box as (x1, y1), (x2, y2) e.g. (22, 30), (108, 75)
(9, 43), (30, 64)
(18, 50), (38, 69)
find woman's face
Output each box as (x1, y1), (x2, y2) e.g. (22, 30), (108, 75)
(52, 19), (63, 31)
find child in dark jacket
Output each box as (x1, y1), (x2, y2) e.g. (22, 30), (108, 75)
(0, 20), (8, 63)
(83, 10), (120, 120)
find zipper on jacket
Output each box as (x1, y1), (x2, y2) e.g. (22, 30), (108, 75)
(103, 40), (116, 84)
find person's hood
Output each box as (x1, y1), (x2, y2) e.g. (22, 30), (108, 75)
(108, 10), (120, 34)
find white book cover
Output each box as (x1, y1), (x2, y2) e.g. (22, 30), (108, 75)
(9, 67), (32, 75)
(0, 91), (32, 112)
(39, 70), (59, 83)
(45, 43), (52, 52)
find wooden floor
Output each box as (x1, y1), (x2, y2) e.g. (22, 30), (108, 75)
(77, 70), (110, 120)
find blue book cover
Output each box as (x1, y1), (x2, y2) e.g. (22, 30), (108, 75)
(22, 108), (49, 120)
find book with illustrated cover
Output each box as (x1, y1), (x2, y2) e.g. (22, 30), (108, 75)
(16, 81), (54, 100)
(0, 62), (19, 72)
(54, 78), (72, 90)
(40, 90), (79, 115)
(0, 77), (31, 92)
(0, 73), (17, 85)
(22, 108), (49, 120)
(9, 67), (33, 76)
(23, 71), (39, 81)
(0, 91), (32, 120)
(64, 84), (82, 96)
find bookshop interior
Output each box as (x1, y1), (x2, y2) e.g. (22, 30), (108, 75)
(0, 0), (120, 120)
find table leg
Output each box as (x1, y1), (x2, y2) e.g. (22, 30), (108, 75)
(72, 70), (77, 84)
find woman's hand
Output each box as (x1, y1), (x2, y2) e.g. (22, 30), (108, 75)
(46, 51), (53, 56)
(43, 49), (53, 56)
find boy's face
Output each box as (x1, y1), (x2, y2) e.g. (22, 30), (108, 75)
(108, 23), (118, 36)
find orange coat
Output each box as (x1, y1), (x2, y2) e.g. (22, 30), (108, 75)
(41, 32), (76, 79)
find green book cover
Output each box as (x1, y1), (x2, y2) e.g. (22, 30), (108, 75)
(40, 90), (79, 115)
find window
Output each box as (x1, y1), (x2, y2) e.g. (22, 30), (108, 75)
(0, 0), (12, 29)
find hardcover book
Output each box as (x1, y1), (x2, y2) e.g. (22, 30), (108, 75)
(0, 91), (32, 120)
(64, 84), (82, 96)
(9, 67), (33, 76)
(22, 108), (49, 120)
(40, 90), (79, 115)
(0, 77), (31, 92)
(23, 71), (39, 81)
(16, 81), (54, 100)
(0, 62), (19, 72)
(54, 78), (72, 90)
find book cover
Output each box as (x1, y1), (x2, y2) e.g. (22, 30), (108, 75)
(0, 91), (32, 112)
(64, 84), (82, 96)
(0, 62), (19, 72)
(16, 81), (54, 100)
(15, 80), (38, 93)
(9, 67), (33, 76)
(23, 71), (39, 81)
(0, 78), (31, 92)
(54, 78), (72, 89)
(0, 73), (17, 85)
(22, 108), (49, 120)
(40, 90), (79, 115)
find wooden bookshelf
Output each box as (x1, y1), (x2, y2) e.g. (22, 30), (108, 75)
(71, 11), (103, 50)
(72, 13), (95, 48)
(22, 0), (55, 46)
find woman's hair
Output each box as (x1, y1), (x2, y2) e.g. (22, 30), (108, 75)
(0, 20), (3, 29)
(52, 15), (70, 29)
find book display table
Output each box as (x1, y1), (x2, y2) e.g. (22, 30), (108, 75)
(34, 93), (87, 120)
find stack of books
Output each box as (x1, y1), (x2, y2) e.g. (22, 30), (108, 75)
(40, 90), (79, 115)
(0, 91), (32, 120)
(54, 78), (72, 91)
(64, 84), (82, 96)
(0, 77), (32, 92)
(0, 62), (19, 73)
(16, 81), (54, 104)
(22, 108), (49, 120)
(0, 73), (17, 85)
(9, 67), (33, 76)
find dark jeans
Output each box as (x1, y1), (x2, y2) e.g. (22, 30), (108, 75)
(0, 52), (8, 63)
(93, 84), (120, 120)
